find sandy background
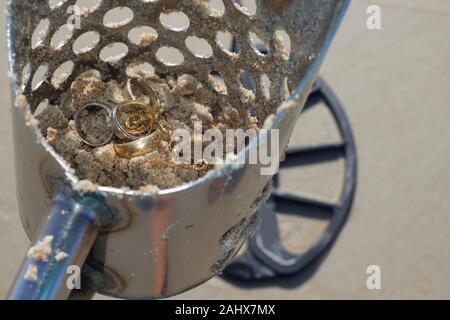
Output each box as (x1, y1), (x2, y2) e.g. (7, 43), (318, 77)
(1, 1), (450, 299)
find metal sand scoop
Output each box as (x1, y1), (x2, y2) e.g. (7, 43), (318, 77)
(6, 0), (348, 299)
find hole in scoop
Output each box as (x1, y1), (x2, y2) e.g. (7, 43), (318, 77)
(240, 70), (256, 94)
(128, 26), (158, 46)
(156, 47), (184, 66)
(205, 0), (225, 16)
(51, 61), (74, 89)
(21, 63), (32, 90)
(31, 19), (50, 49)
(232, 0), (257, 15)
(103, 7), (134, 28)
(249, 32), (268, 55)
(160, 11), (190, 32)
(34, 99), (50, 117)
(49, 0), (65, 10)
(100, 42), (129, 63)
(73, 31), (101, 54)
(75, 0), (102, 15)
(260, 74), (271, 100)
(185, 36), (213, 58)
(274, 29), (291, 59)
(126, 62), (155, 78)
(208, 71), (227, 95)
(50, 24), (74, 50)
(216, 31), (239, 54)
(32, 64), (49, 91)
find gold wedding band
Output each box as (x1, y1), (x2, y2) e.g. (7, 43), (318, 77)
(112, 101), (157, 141)
(114, 130), (161, 159)
(123, 77), (160, 112)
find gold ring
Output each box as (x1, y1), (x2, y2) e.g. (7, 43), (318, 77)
(123, 77), (160, 112)
(114, 130), (161, 159)
(112, 101), (157, 141)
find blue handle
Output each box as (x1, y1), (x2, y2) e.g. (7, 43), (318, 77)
(7, 193), (101, 300)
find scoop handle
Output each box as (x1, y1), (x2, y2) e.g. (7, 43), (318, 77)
(7, 194), (99, 300)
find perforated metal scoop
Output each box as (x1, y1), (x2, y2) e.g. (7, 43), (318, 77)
(6, 0), (348, 299)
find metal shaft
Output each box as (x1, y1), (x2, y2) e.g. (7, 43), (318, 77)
(7, 194), (99, 300)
